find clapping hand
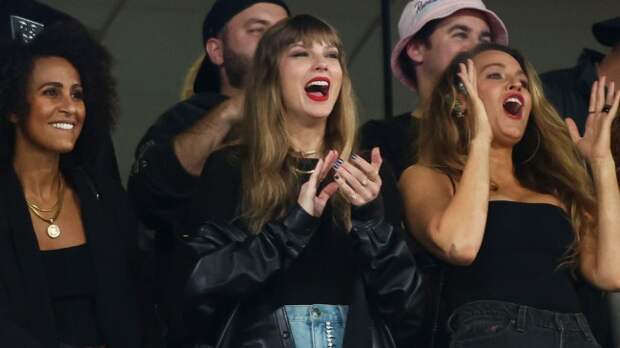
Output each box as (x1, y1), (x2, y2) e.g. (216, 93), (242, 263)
(332, 147), (383, 206)
(297, 150), (339, 217)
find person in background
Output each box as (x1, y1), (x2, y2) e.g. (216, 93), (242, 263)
(126, 1), (289, 345)
(540, 17), (620, 347)
(359, 0), (508, 179)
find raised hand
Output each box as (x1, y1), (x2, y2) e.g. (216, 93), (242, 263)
(566, 76), (620, 164)
(332, 147), (383, 206)
(297, 150), (339, 217)
(457, 59), (493, 142)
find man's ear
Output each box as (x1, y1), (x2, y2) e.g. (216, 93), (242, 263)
(206, 37), (224, 66)
(405, 39), (426, 64)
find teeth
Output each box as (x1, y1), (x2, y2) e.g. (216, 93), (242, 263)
(307, 80), (329, 88)
(505, 97), (522, 105)
(51, 122), (74, 130)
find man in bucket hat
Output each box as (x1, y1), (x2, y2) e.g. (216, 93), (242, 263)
(360, 0), (508, 179)
(127, 1), (288, 345)
(540, 17), (620, 348)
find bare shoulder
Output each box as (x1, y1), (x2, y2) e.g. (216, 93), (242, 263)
(399, 164), (454, 197)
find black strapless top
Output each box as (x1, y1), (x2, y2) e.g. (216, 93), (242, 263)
(42, 244), (103, 346)
(444, 201), (581, 313)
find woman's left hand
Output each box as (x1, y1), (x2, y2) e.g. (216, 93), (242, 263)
(333, 147), (383, 206)
(566, 76), (620, 164)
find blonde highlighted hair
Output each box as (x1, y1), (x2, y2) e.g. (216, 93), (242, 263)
(241, 14), (357, 233)
(417, 44), (597, 268)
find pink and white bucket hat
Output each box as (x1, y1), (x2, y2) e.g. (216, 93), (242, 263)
(392, 0), (509, 91)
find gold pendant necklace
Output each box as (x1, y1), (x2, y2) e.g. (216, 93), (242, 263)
(26, 177), (65, 239)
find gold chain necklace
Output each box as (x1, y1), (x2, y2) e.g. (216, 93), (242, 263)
(26, 177), (64, 239)
(291, 149), (322, 175)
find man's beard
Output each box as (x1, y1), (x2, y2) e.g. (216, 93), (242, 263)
(223, 45), (251, 89)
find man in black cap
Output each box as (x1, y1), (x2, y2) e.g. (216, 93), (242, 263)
(127, 1), (288, 345)
(540, 17), (620, 348)
(542, 17), (620, 132)
(128, 0), (288, 242)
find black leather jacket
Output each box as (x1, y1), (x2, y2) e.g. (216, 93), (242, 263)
(180, 199), (425, 348)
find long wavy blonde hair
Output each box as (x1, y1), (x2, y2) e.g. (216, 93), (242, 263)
(613, 118), (620, 182)
(417, 44), (597, 268)
(241, 15), (357, 233)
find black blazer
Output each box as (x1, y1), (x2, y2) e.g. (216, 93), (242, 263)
(0, 165), (147, 347)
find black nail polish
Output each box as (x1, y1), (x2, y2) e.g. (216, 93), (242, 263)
(332, 160), (343, 170)
(351, 154), (358, 160)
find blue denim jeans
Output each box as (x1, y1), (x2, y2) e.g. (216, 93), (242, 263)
(284, 304), (348, 348)
(447, 300), (601, 348)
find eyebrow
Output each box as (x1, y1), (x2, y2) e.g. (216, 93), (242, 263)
(448, 24), (472, 33)
(449, 25), (492, 39)
(289, 42), (338, 50)
(481, 63), (527, 76)
(37, 82), (82, 90)
(245, 18), (270, 27)
(37, 82), (63, 90)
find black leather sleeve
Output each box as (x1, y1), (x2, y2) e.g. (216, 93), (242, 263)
(350, 196), (426, 346)
(182, 204), (319, 309)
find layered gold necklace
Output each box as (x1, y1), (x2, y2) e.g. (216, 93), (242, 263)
(291, 149), (322, 175)
(26, 177), (65, 239)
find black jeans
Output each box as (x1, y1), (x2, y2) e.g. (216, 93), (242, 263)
(447, 300), (601, 348)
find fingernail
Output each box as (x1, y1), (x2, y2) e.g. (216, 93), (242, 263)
(332, 159), (344, 170)
(351, 154), (358, 160)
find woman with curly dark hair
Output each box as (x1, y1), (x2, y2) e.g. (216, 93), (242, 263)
(0, 21), (154, 347)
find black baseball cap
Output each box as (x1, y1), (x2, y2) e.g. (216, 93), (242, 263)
(592, 17), (620, 47)
(194, 0), (290, 94)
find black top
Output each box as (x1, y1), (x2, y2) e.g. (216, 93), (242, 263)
(186, 147), (386, 308)
(42, 244), (102, 346)
(540, 49), (613, 346)
(0, 166), (155, 348)
(127, 92), (228, 345)
(445, 201), (580, 313)
(359, 112), (420, 179)
(128, 92), (228, 242)
(180, 145), (426, 347)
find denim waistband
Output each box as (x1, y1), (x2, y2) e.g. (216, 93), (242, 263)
(284, 304), (348, 324)
(448, 300), (593, 334)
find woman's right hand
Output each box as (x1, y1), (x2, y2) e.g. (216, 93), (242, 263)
(457, 59), (493, 143)
(297, 150), (340, 217)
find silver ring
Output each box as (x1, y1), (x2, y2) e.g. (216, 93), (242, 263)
(602, 104), (612, 113)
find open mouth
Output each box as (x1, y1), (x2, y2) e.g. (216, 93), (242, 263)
(305, 77), (330, 102)
(503, 94), (524, 118)
(50, 122), (75, 130)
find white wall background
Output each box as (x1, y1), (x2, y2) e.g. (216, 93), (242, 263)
(38, 0), (620, 182)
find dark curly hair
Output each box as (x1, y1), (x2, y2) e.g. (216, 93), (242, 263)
(0, 19), (117, 169)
